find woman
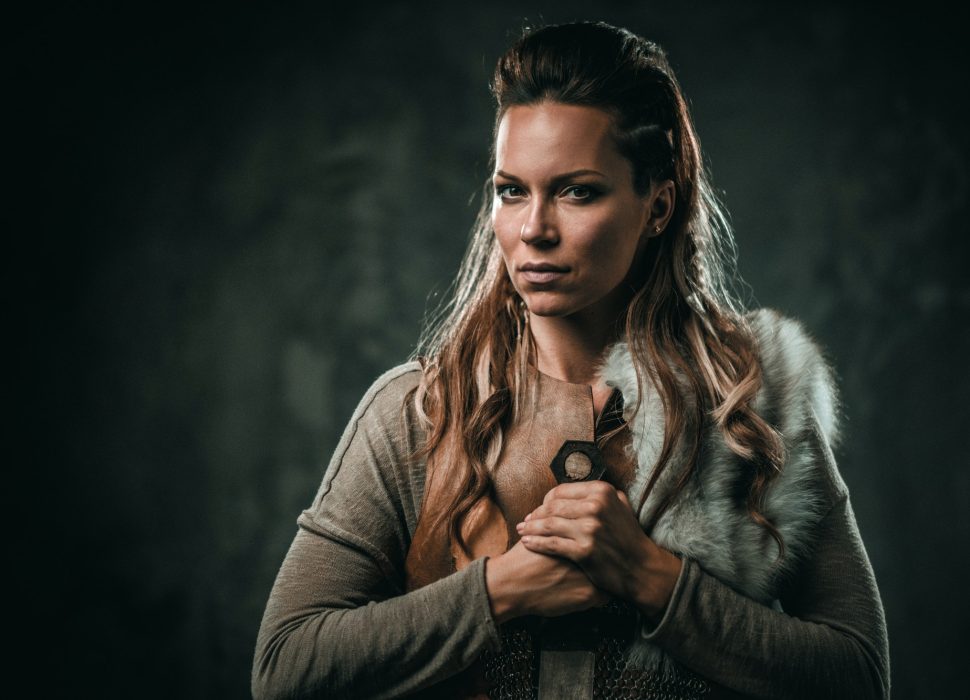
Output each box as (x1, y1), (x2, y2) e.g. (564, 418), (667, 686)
(252, 21), (889, 700)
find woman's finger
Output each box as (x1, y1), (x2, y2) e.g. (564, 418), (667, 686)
(520, 534), (581, 560)
(517, 515), (585, 540)
(522, 497), (600, 524)
(541, 480), (616, 506)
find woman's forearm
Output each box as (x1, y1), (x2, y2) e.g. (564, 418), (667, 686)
(252, 528), (501, 700)
(641, 496), (890, 700)
(643, 558), (887, 700)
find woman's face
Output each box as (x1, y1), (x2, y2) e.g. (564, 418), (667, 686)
(492, 101), (664, 322)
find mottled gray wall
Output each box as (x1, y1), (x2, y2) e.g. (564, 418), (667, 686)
(18, 1), (968, 697)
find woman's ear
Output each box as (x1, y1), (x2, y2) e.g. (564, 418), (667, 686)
(643, 179), (675, 238)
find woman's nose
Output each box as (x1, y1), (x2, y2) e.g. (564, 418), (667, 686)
(519, 199), (558, 246)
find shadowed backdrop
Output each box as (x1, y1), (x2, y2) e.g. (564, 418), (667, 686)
(16, 1), (968, 697)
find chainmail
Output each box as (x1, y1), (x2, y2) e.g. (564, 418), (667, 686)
(481, 623), (538, 699)
(480, 599), (711, 700)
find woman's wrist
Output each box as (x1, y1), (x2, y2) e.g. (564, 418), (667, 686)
(484, 554), (521, 624)
(630, 540), (683, 623)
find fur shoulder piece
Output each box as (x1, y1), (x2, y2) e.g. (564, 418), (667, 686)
(746, 307), (842, 450)
(597, 308), (844, 603)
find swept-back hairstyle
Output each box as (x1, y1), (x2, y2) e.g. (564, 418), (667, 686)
(408, 21), (787, 558)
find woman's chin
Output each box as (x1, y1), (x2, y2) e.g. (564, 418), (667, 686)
(523, 300), (576, 318)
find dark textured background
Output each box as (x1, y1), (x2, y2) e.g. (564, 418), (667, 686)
(16, 1), (969, 697)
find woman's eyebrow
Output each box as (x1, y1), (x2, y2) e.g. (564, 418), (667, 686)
(493, 168), (608, 184)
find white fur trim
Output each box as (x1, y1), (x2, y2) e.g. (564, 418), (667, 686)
(596, 308), (842, 669)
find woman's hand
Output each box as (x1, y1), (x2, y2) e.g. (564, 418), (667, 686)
(484, 539), (609, 624)
(515, 481), (683, 620)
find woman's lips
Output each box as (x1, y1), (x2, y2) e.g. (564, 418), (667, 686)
(521, 269), (566, 284)
(519, 263), (568, 284)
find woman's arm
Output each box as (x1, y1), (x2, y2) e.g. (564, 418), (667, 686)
(642, 494), (890, 700)
(252, 527), (501, 699)
(251, 365), (503, 699)
(518, 482), (889, 699)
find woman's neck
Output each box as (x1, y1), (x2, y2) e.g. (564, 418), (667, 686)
(528, 311), (622, 387)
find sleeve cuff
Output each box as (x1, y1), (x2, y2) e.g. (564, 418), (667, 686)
(639, 555), (694, 642)
(470, 556), (504, 653)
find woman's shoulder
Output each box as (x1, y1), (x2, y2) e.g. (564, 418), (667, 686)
(743, 307), (842, 451)
(357, 360), (424, 407)
(335, 360), (427, 451)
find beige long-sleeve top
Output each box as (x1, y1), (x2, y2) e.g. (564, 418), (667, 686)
(252, 362), (890, 700)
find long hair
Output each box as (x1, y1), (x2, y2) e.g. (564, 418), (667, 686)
(407, 21), (788, 559)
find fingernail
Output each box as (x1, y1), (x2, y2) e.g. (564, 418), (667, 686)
(524, 513), (532, 521)
(515, 522), (524, 531)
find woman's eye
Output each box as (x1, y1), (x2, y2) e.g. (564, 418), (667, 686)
(562, 185), (597, 201)
(495, 184), (524, 200)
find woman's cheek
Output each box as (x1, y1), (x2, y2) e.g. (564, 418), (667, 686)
(492, 215), (519, 256)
